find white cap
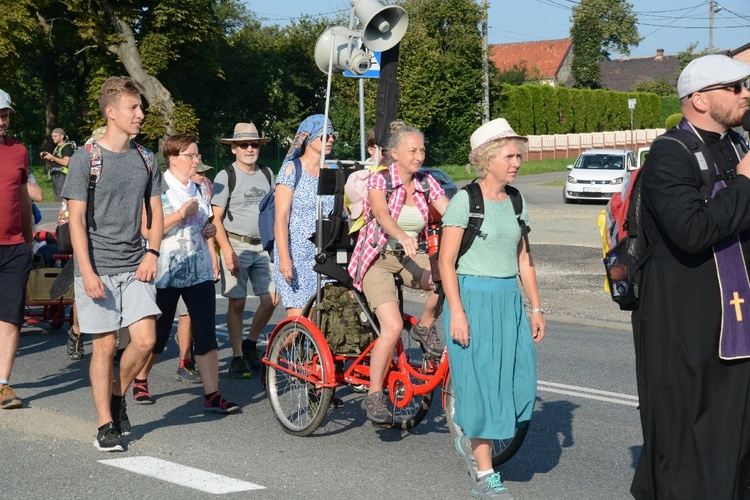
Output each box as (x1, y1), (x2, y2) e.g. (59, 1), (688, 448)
(0, 89), (14, 111)
(677, 55), (750, 99)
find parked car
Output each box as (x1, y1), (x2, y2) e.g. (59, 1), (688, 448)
(420, 167), (457, 199)
(637, 147), (650, 170)
(563, 149), (637, 204)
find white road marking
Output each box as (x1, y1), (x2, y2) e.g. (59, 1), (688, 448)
(99, 457), (265, 494)
(538, 380), (639, 407)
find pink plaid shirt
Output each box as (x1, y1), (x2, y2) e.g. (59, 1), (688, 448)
(348, 163), (445, 290)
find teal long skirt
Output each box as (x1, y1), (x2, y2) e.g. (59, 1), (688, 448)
(444, 275), (537, 440)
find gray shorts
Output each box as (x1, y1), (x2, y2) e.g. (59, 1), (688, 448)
(220, 239), (275, 299)
(176, 296), (188, 316)
(74, 271), (161, 334)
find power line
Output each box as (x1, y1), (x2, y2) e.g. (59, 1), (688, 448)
(255, 9), (347, 23)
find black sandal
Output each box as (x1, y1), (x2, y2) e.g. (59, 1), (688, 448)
(67, 328), (84, 361)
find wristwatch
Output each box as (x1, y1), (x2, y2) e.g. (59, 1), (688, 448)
(531, 307), (544, 314)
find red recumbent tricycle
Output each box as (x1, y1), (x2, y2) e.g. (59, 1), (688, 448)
(261, 166), (527, 467)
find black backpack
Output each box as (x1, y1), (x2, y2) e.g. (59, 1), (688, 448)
(223, 163), (273, 221)
(434, 182), (527, 313)
(456, 182), (529, 263)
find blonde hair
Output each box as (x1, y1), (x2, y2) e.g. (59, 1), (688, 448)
(98, 76), (146, 119)
(472, 138), (527, 179)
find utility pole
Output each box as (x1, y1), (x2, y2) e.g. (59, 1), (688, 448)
(481, 0), (490, 123)
(709, 0), (714, 54)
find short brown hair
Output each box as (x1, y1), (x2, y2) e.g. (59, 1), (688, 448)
(98, 76), (146, 118)
(162, 135), (198, 165)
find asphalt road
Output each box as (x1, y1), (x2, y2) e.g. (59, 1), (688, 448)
(6, 175), (641, 499)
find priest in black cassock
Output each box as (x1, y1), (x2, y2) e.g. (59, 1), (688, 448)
(633, 54), (750, 499)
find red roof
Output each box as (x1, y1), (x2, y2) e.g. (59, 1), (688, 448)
(489, 39), (572, 79)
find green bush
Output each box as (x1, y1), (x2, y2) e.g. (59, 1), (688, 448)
(661, 96), (681, 123)
(570, 90), (586, 132)
(515, 86), (535, 136)
(529, 85), (544, 134)
(540, 85), (560, 135)
(492, 84), (662, 134)
(665, 113), (682, 130)
(557, 87), (573, 134)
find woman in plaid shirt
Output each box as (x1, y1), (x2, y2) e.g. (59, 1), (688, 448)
(348, 125), (450, 424)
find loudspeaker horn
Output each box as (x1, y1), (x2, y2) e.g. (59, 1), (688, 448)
(353, 0), (409, 52)
(314, 27), (373, 75)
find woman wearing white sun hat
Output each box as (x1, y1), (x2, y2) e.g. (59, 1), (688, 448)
(439, 118), (545, 499)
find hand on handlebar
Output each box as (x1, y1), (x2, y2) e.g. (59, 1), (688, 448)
(397, 235), (419, 258)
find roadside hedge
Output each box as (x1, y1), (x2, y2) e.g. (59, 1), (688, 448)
(493, 84), (662, 134)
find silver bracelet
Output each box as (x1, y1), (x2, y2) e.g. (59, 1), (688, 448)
(530, 307), (544, 314)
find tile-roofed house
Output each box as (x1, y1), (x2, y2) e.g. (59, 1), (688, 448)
(489, 39), (573, 86)
(599, 49), (681, 92)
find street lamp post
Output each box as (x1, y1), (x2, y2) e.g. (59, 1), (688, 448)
(628, 98), (636, 152)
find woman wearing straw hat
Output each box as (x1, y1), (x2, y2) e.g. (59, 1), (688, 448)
(439, 118), (545, 499)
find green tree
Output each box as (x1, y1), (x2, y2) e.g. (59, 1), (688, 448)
(570, 0), (640, 89)
(633, 77), (676, 96)
(397, 0), (483, 164)
(677, 42), (708, 71)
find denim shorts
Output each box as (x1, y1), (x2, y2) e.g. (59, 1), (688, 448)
(75, 271), (161, 334)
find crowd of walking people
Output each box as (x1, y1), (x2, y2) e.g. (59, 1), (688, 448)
(3, 53), (750, 498)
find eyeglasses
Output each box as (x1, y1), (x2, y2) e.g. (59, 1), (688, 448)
(237, 142), (261, 149)
(698, 79), (750, 95)
(178, 153), (201, 161)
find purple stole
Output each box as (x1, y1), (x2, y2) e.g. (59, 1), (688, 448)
(678, 120), (750, 359)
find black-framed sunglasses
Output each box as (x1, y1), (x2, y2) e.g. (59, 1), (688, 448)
(237, 142), (261, 149)
(698, 79), (750, 95)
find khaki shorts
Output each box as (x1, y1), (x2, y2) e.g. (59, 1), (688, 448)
(362, 252), (431, 311)
(220, 239), (275, 299)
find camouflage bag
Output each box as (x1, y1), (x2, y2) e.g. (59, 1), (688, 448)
(318, 283), (374, 354)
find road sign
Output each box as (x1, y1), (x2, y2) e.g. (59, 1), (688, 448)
(344, 51), (381, 79)
(628, 98), (637, 110)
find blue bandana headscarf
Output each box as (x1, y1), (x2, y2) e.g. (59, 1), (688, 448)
(282, 114), (337, 166)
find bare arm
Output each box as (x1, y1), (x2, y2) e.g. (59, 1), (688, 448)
(430, 194), (450, 216)
(20, 183), (33, 243)
(27, 182), (43, 202)
(517, 239), (545, 343)
(274, 183), (294, 283)
(136, 195), (163, 282)
(41, 152), (70, 167)
(438, 225), (469, 346)
(369, 188), (420, 257)
(211, 204), (239, 274)
(68, 199), (106, 298)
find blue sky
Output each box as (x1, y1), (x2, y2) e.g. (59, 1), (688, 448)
(248, 0), (750, 58)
